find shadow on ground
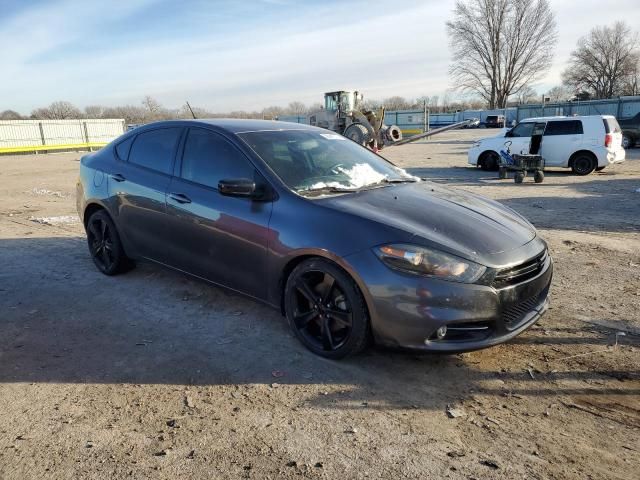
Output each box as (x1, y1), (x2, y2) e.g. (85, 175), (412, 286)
(1, 237), (638, 410)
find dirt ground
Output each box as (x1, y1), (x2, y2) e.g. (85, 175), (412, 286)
(1, 129), (638, 479)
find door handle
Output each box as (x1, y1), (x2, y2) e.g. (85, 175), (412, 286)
(111, 173), (126, 182)
(169, 192), (192, 204)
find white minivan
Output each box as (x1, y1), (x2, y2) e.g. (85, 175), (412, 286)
(468, 115), (625, 175)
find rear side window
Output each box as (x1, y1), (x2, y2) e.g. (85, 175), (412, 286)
(180, 128), (254, 189)
(544, 120), (583, 136)
(128, 128), (182, 174)
(603, 118), (621, 133)
(115, 135), (134, 161)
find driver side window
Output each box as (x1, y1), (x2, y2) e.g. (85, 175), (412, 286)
(180, 128), (255, 189)
(510, 122), (535, 137)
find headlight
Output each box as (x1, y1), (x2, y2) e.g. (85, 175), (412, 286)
(374, 244), (486, 283)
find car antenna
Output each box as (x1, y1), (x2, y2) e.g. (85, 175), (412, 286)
(186, 101), (197, 119)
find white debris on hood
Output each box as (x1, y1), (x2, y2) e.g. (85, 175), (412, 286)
(308, 163), (419, 190)
(29, 215), (79, 226)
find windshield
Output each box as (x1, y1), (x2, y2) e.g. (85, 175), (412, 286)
(238, 130), (418, 194)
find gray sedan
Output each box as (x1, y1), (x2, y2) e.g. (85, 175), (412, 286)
(76, 119), (552, 359)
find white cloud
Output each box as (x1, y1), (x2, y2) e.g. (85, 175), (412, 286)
(1, 0), (639, 113)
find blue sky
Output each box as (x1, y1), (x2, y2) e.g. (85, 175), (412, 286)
(1, 0), (639, 114)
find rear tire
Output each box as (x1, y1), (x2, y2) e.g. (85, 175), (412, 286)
(534, 171), (544, 183)
(86, 210), (134, 275)
(284, 258), (370, 359)
(514, 172), (524, 184)
(571, 153), (597, 176)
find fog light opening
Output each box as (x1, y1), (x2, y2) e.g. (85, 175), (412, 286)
(436, 326), (447, 340)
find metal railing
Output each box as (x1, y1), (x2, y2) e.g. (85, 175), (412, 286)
(0, 119), (125, 154)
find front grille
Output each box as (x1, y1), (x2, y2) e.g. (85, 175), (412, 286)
(502, 296), (540, 327)
(501, 283), (550, 330)
(493, 250), (547, 288)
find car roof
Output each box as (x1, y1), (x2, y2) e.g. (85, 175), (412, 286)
(521, 115), (614, 122)
(135, 118), (317, 134)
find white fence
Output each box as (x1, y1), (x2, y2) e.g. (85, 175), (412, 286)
(0, 119), (125, 154)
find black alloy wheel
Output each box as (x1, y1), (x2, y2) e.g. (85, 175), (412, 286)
(86, 210), (132, 275)
(285, 259), (369, 358)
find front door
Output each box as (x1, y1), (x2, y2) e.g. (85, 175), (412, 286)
(505, 121), (535, 155)
(164, 127), (273, 300)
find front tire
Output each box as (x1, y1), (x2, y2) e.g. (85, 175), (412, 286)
(284, 258), (369, 359)
(480, 152), (499, 171)
(86, 210), (133, 275)
(571, 153), (597, 176)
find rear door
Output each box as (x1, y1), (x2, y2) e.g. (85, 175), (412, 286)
(164, 127), (273, 299)
(109, 127), (183, 261)
(540, 120), (583, 166)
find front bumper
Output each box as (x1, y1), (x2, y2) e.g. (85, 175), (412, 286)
(343, 248), (553, 352)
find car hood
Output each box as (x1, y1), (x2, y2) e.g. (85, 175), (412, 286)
(318, 181), (537, 265)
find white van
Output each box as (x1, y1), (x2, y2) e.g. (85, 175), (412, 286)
(468, 115), (625, 175)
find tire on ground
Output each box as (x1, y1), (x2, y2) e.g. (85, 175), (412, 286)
(284, 258), (370, 359)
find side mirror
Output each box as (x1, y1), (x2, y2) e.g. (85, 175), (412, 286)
(218, 178), (256, 197)
(505, 129), (513, 137)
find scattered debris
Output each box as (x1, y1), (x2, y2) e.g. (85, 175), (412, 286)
(29, 215), (78, 226)
(447, 451), (466, 458)
(30, 188), (69, 198)
(344, 427), (358, 434)
(527, 368), (535, 379)
(154, 450), (168, 456)
(314, 462), (323, 468)
(185, 395), (195, 408)
(480, 459), (499, 469)
(166, 419), (179, 428)
(186, 450), (196, 459)
(286, 461), (297, 467)
(446, 405), (466, 418)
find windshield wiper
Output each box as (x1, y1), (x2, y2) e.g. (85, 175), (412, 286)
(380, 177), (419, 184)
(297, 186), (359, 196)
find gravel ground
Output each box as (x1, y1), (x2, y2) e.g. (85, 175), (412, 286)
(0, 129), (638, 479)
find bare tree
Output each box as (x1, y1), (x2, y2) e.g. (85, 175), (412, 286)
(0, 109), (22, 120)
(514, 85), (538, 104)
(286, 101), (307, 116)
(545, 85), (573, 103)
(623, 60), (640, 96)
(382, 96), (410, 110)
(31, 101), (82, 119)
(306, 102), (323, 113)
(447, 0), (557, 109)
(102, 105), (148, 124)
(84, 105), (105, 118)
(563, 22), (640, 99)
